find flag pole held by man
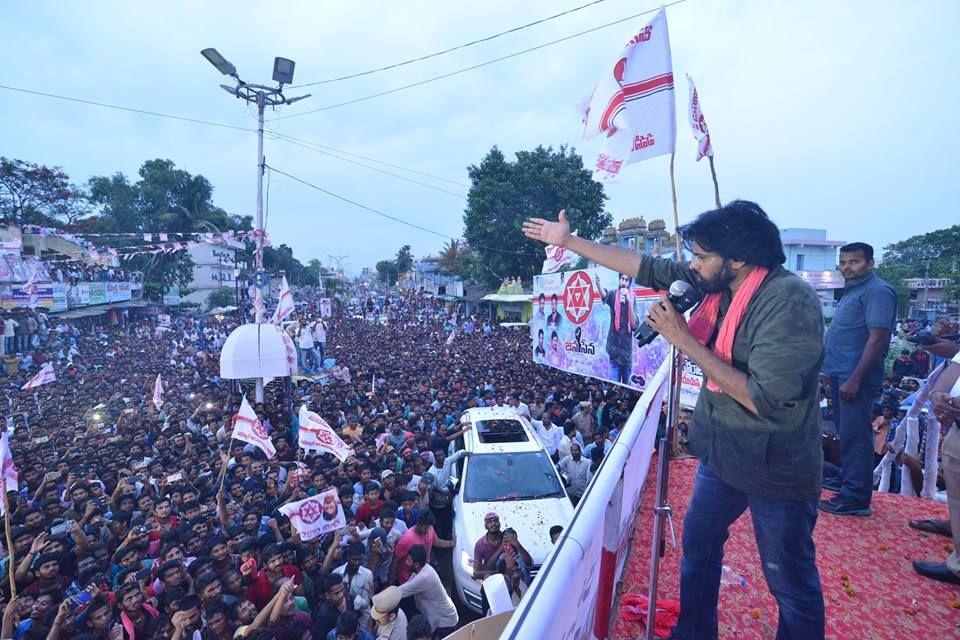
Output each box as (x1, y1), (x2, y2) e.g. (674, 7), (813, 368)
(523, 202), (827, 639)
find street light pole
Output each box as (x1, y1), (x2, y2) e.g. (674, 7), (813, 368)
(202, 48), (310, 403)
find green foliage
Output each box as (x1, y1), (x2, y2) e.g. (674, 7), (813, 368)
(463, 145), (610, 286)
(877, 225), (960, 313)
(395, 245), (414, 275)
(437, 239), (471, 278)
(263, 243), (305, 284)
(85, 159), (267, 298)
(206, 287), (236, 310)
(376, 260), (398, 286)
(0, 157), (90, 225)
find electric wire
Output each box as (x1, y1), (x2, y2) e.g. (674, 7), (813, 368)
(266, 165), (541, 257)
(290, 0), (612, 87)
(279, 0), (688, 119)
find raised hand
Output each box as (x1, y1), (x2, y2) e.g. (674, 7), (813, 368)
(522, 210), (571, 247)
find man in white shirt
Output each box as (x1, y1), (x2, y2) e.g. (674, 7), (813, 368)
(509, 395), (531, 420)
(296, 319), (315, 372)
(397, 544), (458, 634)
(912, 348), (960, 586)
(333, 542), (375, 626)
(313, 317), (328, 368)
(533, 413), (564, 461)
(558, 443), (592, 505)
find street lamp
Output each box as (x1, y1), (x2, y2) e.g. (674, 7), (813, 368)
(203, 47), (310, 402)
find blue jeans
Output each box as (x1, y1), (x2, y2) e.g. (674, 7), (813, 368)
(828, 377), (877, 506)
(673, 464), (824, 640)
(609, 360), (630, 385)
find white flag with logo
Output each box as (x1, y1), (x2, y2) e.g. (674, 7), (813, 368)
(686, 75), (714, 161)
(152, 373), (164, 411)
(271, 276), (295, 325)
(233, 396), (276, 458)
(0, 431), (18, 512)
(21, 363), (55, 391)
(298, 407), (353, 461)
(542, 240), (581, 274)
(278, 488), (346, 541)
(580, 7), (676, 182)
(22, 270), (39, 309)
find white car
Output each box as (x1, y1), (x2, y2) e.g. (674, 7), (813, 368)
(449, 407), (575, 614)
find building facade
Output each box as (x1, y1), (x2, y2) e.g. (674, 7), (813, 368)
(182, 242), (239, 306)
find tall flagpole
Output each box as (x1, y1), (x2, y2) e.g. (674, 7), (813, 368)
(708, 155), (721, 209)
(2, 479), (16, 599)
(669, 153), (682, 260)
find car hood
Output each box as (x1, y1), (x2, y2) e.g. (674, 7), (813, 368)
(458, 497), (573, 565)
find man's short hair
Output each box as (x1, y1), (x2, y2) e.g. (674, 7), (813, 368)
(408, 544), (427, 566)
(680, 200), (786, 269)
(839, 242), (874, 261)
(336, 610), (360, 636)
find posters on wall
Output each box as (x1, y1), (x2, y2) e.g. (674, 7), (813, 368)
(50, 283), (68, 312)
(87, 282), (107, 305)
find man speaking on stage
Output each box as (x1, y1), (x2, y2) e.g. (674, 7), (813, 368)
(523, 201), (825, 640)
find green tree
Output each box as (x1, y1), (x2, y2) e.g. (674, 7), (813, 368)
(263, 243), (305, 284)
(0, 157), (90, 225)
(877, 225), (960, 314)
(437, 239), (471, 278)
(463, 145), (610, 286)
(395, 245), (414, 275)
(376, 260), (398, 286)
(86, 159), (256, 300)
(206, 287), (235, 310)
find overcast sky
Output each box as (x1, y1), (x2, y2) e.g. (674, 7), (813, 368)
(2, 0), (957, 273)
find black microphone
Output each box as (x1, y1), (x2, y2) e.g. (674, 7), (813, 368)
(634, 280), (703, 347)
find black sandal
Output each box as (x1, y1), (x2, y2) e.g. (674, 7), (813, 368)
(909, 519), (952, 537)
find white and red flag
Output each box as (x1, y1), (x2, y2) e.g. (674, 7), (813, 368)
(686, 75), (714, 161)
(298, 407), (353, 461)
(233, 396), (276, 458)
(0, 432), (18, 513)
(21, 363), (55, 391)
(542, 239), (582, 274)
(152, 373), (164, 411)
(580, 7), (676, 182)
(446, 329), (457, 346)
(271, 276), (295, 325)
(278, 487), (346, 541)
(22, 270), (39, 309)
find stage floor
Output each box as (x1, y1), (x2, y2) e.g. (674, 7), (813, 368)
(613, 456), (959, 639)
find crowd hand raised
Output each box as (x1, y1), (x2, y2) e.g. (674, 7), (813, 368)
(522, 209), (571, 247)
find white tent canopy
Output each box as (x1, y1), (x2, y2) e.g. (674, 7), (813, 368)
(219, 323), (291, 380)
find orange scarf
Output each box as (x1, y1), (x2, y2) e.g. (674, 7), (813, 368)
(687, 267), (769, 393)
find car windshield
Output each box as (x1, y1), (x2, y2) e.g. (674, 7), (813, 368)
(463, 451), (564, 502)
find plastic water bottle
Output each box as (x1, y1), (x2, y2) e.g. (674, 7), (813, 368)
(720, 565), (746, 587)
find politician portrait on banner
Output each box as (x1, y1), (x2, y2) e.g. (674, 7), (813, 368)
(532, 268), (669, 390)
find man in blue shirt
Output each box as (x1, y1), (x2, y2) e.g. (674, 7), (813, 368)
(821, 242), (897, 516)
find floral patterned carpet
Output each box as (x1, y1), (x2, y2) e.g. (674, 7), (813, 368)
(613, 456), (960, 640)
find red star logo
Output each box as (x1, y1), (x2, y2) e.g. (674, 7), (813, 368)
(252, 420), (268, 440)
(316, 429), (334, 446)
(564, 271), (595, 324)
(299, 500), (322, 524)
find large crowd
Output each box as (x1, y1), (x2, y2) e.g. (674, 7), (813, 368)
(0, 288), (636, 640)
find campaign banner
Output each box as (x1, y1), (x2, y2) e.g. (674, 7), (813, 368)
(106, 282), (121, 302)
(278, 487), (347, 541)
(87, 282), (107, 305)
(680, 359), (704, 409)
(162, 287), (181, 306)
(531, 268), (670, 391)
(50, 283), (69, 312)
(7, 284), (53, 310)
(319, 298), (332, 318)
